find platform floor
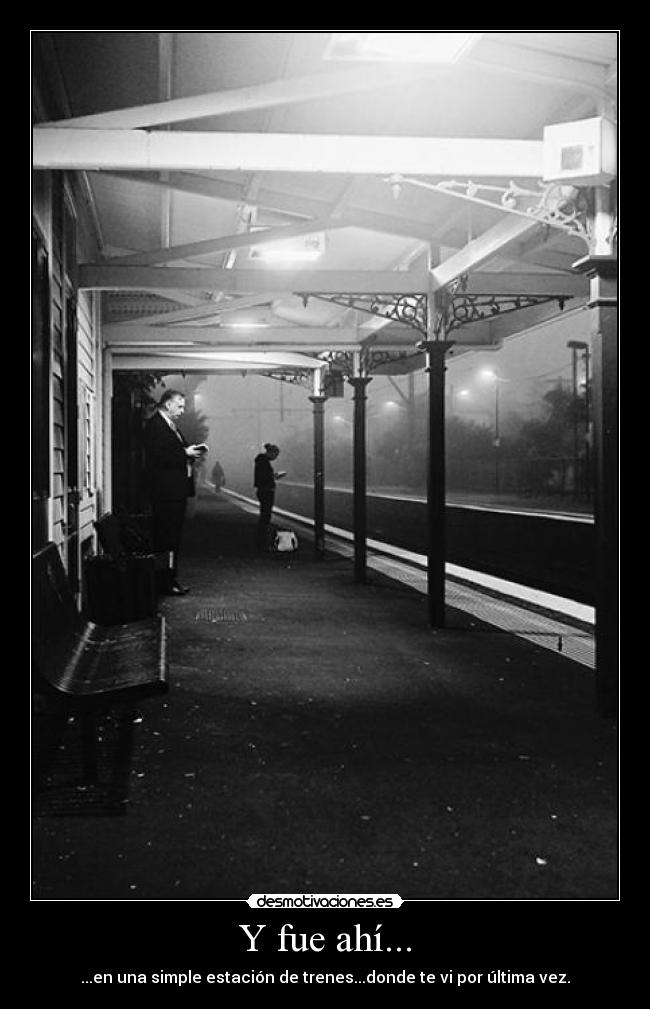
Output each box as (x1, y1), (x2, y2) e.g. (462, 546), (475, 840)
(32, 494), (618, 901)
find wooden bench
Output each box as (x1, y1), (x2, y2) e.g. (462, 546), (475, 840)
(33, 541), (168, 786)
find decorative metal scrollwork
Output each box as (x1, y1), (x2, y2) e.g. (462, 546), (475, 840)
(319, 348), (415, 376)
(298, 293), (428, 335)
(445, 274), (468, 298)
(440, 294), (566, 335)
(261, 370), (314, 389)
(386, 175), (592, 246)
(300, 273), (570, 347)
(320, 350), (354, 376)
(366, 350), (413, 372)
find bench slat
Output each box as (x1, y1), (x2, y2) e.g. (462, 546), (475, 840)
(33, 543), (168, 706)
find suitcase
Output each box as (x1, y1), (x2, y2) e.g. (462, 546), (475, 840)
(83, 554), (157, 624)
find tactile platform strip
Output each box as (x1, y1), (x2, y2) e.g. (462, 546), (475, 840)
(330, 539), (595, 670)
(227, 495), (595, 669)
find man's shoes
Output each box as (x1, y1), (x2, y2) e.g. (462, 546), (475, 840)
(165, 582), (190, 596)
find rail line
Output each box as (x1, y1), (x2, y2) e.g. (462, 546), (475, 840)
(222, 487), (595, 669)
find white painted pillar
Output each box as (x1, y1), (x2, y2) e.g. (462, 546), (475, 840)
(102, 346), (113, 513)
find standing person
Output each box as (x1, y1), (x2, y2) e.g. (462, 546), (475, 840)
(253, 443), (286, 550)
(211, 459), (226, 495)
(144, 389), (207, 595)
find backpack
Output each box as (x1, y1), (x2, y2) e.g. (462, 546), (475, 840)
(273, 530), (299, 552)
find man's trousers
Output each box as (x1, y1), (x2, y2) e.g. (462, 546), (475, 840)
(151, 498), (187, 588)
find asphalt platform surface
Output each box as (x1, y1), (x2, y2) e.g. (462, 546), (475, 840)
(32, 493), (618, 901)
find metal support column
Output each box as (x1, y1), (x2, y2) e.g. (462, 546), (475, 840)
(309, 369), (326, 559)
(348, 353), (372, 584)
(584, 343), (592, 502)
(574, 249), (618, 718)
(418, 272), (454, 627)
(407, 372), (416, 442)
(570, 342), (580, 492)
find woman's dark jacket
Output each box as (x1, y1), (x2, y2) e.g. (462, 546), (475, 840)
(254, 454), (276, 491)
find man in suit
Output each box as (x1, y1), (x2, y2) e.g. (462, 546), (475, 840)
(144, 390), (206, 596)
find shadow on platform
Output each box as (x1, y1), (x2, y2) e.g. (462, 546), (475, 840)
(32, 493), (617, 901)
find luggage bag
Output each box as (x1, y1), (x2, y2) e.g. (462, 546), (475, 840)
(83, 554), (157, 624)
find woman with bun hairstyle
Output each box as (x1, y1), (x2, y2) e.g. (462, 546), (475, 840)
(253, 443), (286, 549)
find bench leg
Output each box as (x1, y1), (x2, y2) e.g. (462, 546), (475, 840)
(33, 705), (68, 792)
(80, 713), (99, 784)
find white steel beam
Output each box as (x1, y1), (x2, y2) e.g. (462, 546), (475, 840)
(431, 217), (543, 289)
(34, 129), (544, 178)
(158, 33), (174, 252)
(109, 293), (277, 326)
(516, 249), (582, 273)
(113, 343), (366, 353)
(80, 265), (432, 295)
(104, 217), (352, 266)
(241, 38), (295, 210)
(34, 35), (106, 256)
(39, 65), (445, 130)
(462, 272), (588, 297)
(112, 352), (326, 371)
(103, 324), (364, 346)
(102, 171), (437, 240)
(149, 290), (211, 306)
(466, 38), (608, 94)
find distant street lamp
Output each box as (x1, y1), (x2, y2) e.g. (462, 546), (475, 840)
(456, 388), (470, 411)
(479, 368), (510, 495)
(447, 385), (470, 416)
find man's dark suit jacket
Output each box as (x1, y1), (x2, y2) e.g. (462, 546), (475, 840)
(145, 411), (196, 502)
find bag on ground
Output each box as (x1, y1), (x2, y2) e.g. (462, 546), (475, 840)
(273, 530), (299, 552)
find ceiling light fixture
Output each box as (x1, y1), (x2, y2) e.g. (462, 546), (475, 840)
(323, 32), (482, 64)
(223, 322), (271, 329)
(251, 233), (326, 263)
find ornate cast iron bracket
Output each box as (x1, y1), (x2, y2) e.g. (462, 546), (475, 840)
(299, 273), (568, 349)
(439, 293), (568, 336)
(261, 369), (314, 389)
(386, 175), (592, 246)
(318, 350), (355, 377)
(298, 293), (429, 336)
(319, 348), (415, 377)
(365, 350), (413, 371)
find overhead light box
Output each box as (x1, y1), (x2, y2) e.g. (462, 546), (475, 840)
(323, 32), (482, 63)
(250, 232), (326, 263)
(543, 117), (617, 186)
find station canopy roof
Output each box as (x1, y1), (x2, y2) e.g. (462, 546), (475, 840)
(32, 31), (618, 379)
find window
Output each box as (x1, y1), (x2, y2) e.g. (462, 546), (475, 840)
(83, 386), (95, 496)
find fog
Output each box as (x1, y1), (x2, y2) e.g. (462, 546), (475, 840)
(162, 303), (592, 505)
(181, 373), (312, 491)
